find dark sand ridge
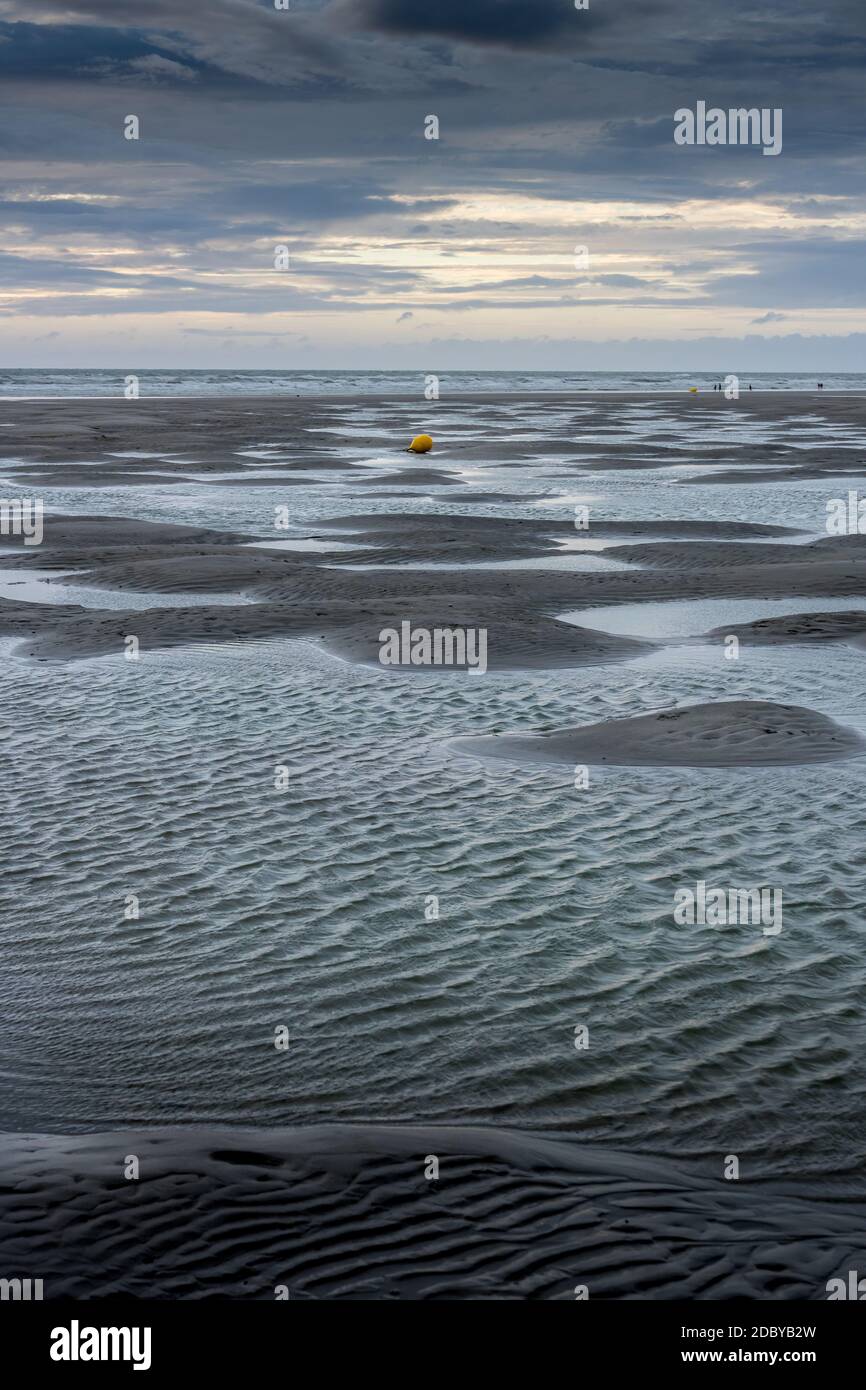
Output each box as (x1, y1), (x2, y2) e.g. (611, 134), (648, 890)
(304, 511), (801, 567)
(585, 445), (866, 475)
(432, 490), (553, 503)
(704, 610), (866, 649)
(357, 488), (530, 501)
(603, 534), (866, 570)
(14, 545), (866, 608)
(0, 592), (656, 668)
(5, 508), (866, 664)
(683, 464), (866, 485)
(0, 514), (252, 550)
(538, 450), (866, 476)
(346, 468), (465, 486)
(299, 530), (755, 568)
(451, 700), (866, 769)
(2, 463), (466, 489)
(0, 509), (802, 577)
(1, 1124), (864, 1299)
(8, 552), (866, 664)
(315, 512), (798, 538)
(3, 469), (349, 490)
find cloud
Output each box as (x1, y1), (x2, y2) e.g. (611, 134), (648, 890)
(0, 19), (172, 77)
(348, 0), (589, 48)
(127, 54), (198, 81)
(712, 238), (866, 308)
(0, 0), (863, 359)
(349, 332), (866, 372)
(592, 274), (654, 288)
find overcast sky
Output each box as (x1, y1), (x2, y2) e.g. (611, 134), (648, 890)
(0, 0), (864, 368)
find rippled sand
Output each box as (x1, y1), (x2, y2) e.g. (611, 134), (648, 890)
(3, 1126), (864, 1300)
(451, 699), (866, 767)
(3, 390), (866, 1298)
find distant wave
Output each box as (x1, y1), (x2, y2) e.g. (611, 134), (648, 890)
(0, 368), (863, 397)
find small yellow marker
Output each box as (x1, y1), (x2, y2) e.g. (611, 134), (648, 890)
(689, 386), (698, 394)
(408, 433), (433, 453)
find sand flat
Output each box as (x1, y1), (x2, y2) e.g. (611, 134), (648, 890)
(706, 610), (866, 646)
(452, 700), (866, 768)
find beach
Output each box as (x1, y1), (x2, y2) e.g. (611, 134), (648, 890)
(2, 386), (866, 1299)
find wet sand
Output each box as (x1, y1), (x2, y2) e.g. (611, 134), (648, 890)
(451, 700), (866, 769)
(1, 1124), (862, 1300)
(2, 394), (866, 679)
(4, 390), (866, 1300)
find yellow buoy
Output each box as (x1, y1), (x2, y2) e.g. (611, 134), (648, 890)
(689, 386), (698, 394)
(408, 433), (433, 453)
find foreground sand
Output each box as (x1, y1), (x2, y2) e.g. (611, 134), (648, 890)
(0, 1125), (862, 1300)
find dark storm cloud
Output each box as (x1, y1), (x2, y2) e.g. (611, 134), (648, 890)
(0, 21), (160, 75)
(3, 0), (865, 93)
(348, 0), (604, 48)
(0, 3), (351, 91)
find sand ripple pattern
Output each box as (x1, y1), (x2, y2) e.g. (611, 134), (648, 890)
(2, 633), (866, 1185)
(2, 1126), (864, 1300)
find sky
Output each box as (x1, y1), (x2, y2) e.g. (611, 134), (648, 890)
(0, 0), (864, 369)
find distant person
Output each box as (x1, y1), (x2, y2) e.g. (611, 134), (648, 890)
(818, 381), (824, 389)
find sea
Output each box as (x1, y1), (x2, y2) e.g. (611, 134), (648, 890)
(0, 368), (865, 397)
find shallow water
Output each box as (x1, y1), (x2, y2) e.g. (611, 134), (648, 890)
(2, 391), (866, 1202)
(563, 595), (866, 641)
